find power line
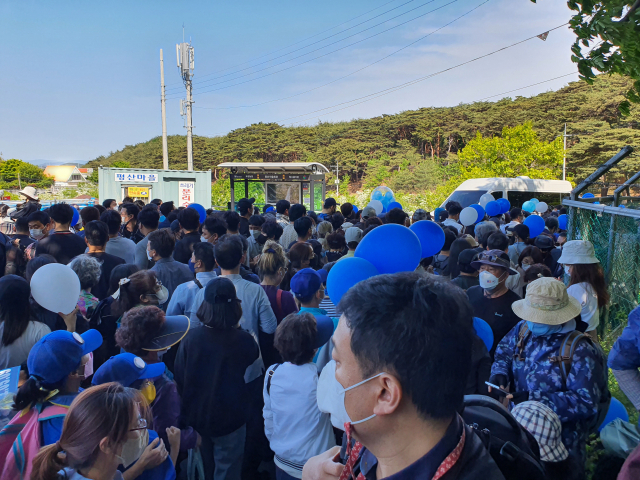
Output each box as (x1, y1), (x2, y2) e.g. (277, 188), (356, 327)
(164, 0), (403, 88)
(272, 23), (569, 126)
(166, 0), (459, 98)
(477, 72), (577, 101)
(193, 0), (490, 111)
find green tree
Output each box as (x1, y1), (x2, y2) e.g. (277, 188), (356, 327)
(0, 158), (54, 189)
(536, 0), (640, 113)
(112, 160), (131, 168)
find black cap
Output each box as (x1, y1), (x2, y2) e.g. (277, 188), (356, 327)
(534, 235), (555, 251)
(458, 249), (479, 265)
(143, 315), (190, 351)
(511, 223), (530, 240)
(324, 198), (339, 208)
(204, 277), (238, 305)
(237, 197), (255, 208)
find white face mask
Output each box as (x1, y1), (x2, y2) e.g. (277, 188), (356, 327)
(522, 264), (531, 271)
(479, 271), (501, 291)
(30, 228), (44, 240)
(200, 235), (208, 243)
(146, 249), (154, 261)
(118, 428), (148, 468)
(154, 286), (169, 305)
(316, 359), (384, 430)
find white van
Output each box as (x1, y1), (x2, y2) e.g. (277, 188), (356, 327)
(440, 177), (572, 209)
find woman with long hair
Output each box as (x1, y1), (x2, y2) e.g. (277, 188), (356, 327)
(448, 238), (473, 280)
(31, 383), (149, 480)
(558, 240), (609, 340)
(0, 275), (50, 369)
(110, 270), (168, 319)
(258, 241), (298, 324)
(280, 243), (314, 291)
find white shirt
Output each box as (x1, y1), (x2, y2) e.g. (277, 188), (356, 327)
(263, 362), (336, 478)
(279, 224), (298, 250)
(443, 218), (463, 233)
(567, 282), (599, 331)
(0, 321), (51, 369)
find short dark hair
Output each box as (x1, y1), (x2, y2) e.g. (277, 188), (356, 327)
(448, 204), (463, 216)
(442, 230), (456, 251)
(214, 235), (243, 270)
(193, 242), (215, 271)
(289, 204), (307, 222)
(148, 229), (175, 258)
(326, 232), (346, 250)
(159, 201), (174, 217)
(26, 254), (57, 283)
(340, 203), (354, 217)
(262, 221), (283, 241)
(100, 210), (121, 235)
(15, 216), (29, 233)
(487, 232), (509, 252)
(150, 198), (162, 206)
(509, 208), (522, 219)
(138, 207), (160, 230)
(203, 216), (227, 237)
(84, 221), (109, 247)
(276, 200), (290, 214)
(340, 273), (473, 419)
(102, 199), (116, 209)
(559, 207), (567, 216)
(222, 211), (240, 232)
(48, 203), (74, 225)
(294, 217), (313, 238)
(545, 216), (559, 231)
(249, 215), (265, 227)
(116, 306), (166, 357)
(274, 312), (317, 365)
(80, 207), (100, 224)
(438, 210), (448, 222)
(523, 263), (553, 282)
(196, 295), (242, 329)
(233, 233), (249, 253)
(329, 213), (345, 231)
(120, 203), (139, 219)
(178, 207), (201, 231)
(386, 208), (407, 225)
(518, 246), (544, 266)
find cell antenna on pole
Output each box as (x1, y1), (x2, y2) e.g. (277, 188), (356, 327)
(177, 33), (195, 171)
(160, 49), (169, 170)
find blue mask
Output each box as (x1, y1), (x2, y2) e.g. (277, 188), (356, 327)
(526, 319), (576, 336)
(188, 258), (195, 273)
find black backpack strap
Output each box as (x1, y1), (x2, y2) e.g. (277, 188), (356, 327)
(514, 322), (530, 361)
(266, 363), (281, 395)
(549, 330), (585, 386)
(194, 279), (204, 289)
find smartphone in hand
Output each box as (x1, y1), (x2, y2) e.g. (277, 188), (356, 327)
(485, 381), (510, 397)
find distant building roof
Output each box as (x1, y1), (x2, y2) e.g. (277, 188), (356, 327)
(43, 165), (84, 182)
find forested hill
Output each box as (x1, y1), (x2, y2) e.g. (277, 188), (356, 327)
(87, 75), (640, 187)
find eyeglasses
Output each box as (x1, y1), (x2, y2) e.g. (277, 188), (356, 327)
(480, 253), (506, 263)
(129, 416), (148, 432)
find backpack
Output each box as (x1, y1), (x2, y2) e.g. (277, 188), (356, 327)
(515, 323), (611, 434)
(461, 394), (546, 480)
(0, 403), (68, 480)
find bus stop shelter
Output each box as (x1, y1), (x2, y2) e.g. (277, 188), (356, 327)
(217, 162), (329, 211)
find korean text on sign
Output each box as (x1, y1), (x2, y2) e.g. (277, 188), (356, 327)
(114, 173), (158, 182)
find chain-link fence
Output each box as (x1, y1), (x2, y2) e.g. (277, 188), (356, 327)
(565, 200), (640, 338)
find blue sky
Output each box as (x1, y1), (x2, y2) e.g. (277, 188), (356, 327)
(0, 0), (579, 164)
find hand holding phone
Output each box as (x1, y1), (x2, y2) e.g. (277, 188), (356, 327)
(485, 381), (510, 396)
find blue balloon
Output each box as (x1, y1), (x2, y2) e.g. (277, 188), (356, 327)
(71, 207), (80, 227)
(530, 198), (540, 205)
(388, 201), (403, 211)
(598, 397), (629, 432)
(470, 204), (485, 222)
(485, 201), (501, 217)
(434, 207), (445, 221)
(558, 214), (568, 230)
(524, 215), (545, 238)
(473, 317), (494, 352)
(266, 206), (275, 213)
(356, 224), (422, 273)
(384, 190), (394, 201)
(326, 257), (379, 305)
(522, 201), (535, 213)
(352, 205), (358, 213)
(582, 193), (595, 199)
(410, 220), (446, 258)
(372, 190), (383, 201)
(497, 198), (511, 214)
(187, 203), (207, 223)
(620, 204), (626, 209)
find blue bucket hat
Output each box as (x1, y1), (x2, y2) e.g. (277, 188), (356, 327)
(92, 353), (165, 387)
(28, 329), (103, 386)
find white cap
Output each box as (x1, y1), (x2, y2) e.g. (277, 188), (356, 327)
(344, 227), (363, 244)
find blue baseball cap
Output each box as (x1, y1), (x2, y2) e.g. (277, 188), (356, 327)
(313, 314), (335, 349)
(92, 353), (165, 387)
(290, 268), (327, 300)
(28, 329), (103, 386)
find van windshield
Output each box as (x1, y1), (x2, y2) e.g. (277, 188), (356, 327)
(440, 190), (486, 208)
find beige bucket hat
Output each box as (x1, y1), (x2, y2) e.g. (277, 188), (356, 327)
(512, 277), (581, 325)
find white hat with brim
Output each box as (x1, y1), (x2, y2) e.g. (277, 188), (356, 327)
(512, 277), (581, 325)
(557, 240), (599, 265)
(19, 186), (39, 201)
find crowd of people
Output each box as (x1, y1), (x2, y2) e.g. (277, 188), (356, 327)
(0, 189), (639, 480)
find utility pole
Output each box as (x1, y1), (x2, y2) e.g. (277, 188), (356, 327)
(561, 123), (577, 181)
(331, 162), (340, 194)
(177, 38), (195, 171)
(160, 49), (169, 170)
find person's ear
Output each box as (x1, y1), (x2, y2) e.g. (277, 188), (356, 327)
(99, 436), (115, 456)
(372, 373), (402, 417)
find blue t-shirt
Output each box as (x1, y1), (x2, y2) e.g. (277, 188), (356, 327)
(122, 430), (176, 480)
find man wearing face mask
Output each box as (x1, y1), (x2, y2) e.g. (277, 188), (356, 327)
(310, 273), (503, 480)
(201, 215), (228, 245)
(134, 206), (160, 270)
(466, 250), (522, 357)
(173, 207), (202, 264)
(167, 242), (217, 323)
(247, 214), (265, 265)
(237, 197), (255, 238)
(27, 210), (51, 241)
(35, 203), (88, 265)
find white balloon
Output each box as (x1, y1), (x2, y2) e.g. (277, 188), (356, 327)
(535, 202), (548, 213)
(479, 193), (495, 208)
(368, 200), (383, 215)
(30, 263), (81, 315)
(459, 207), (479, 226)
